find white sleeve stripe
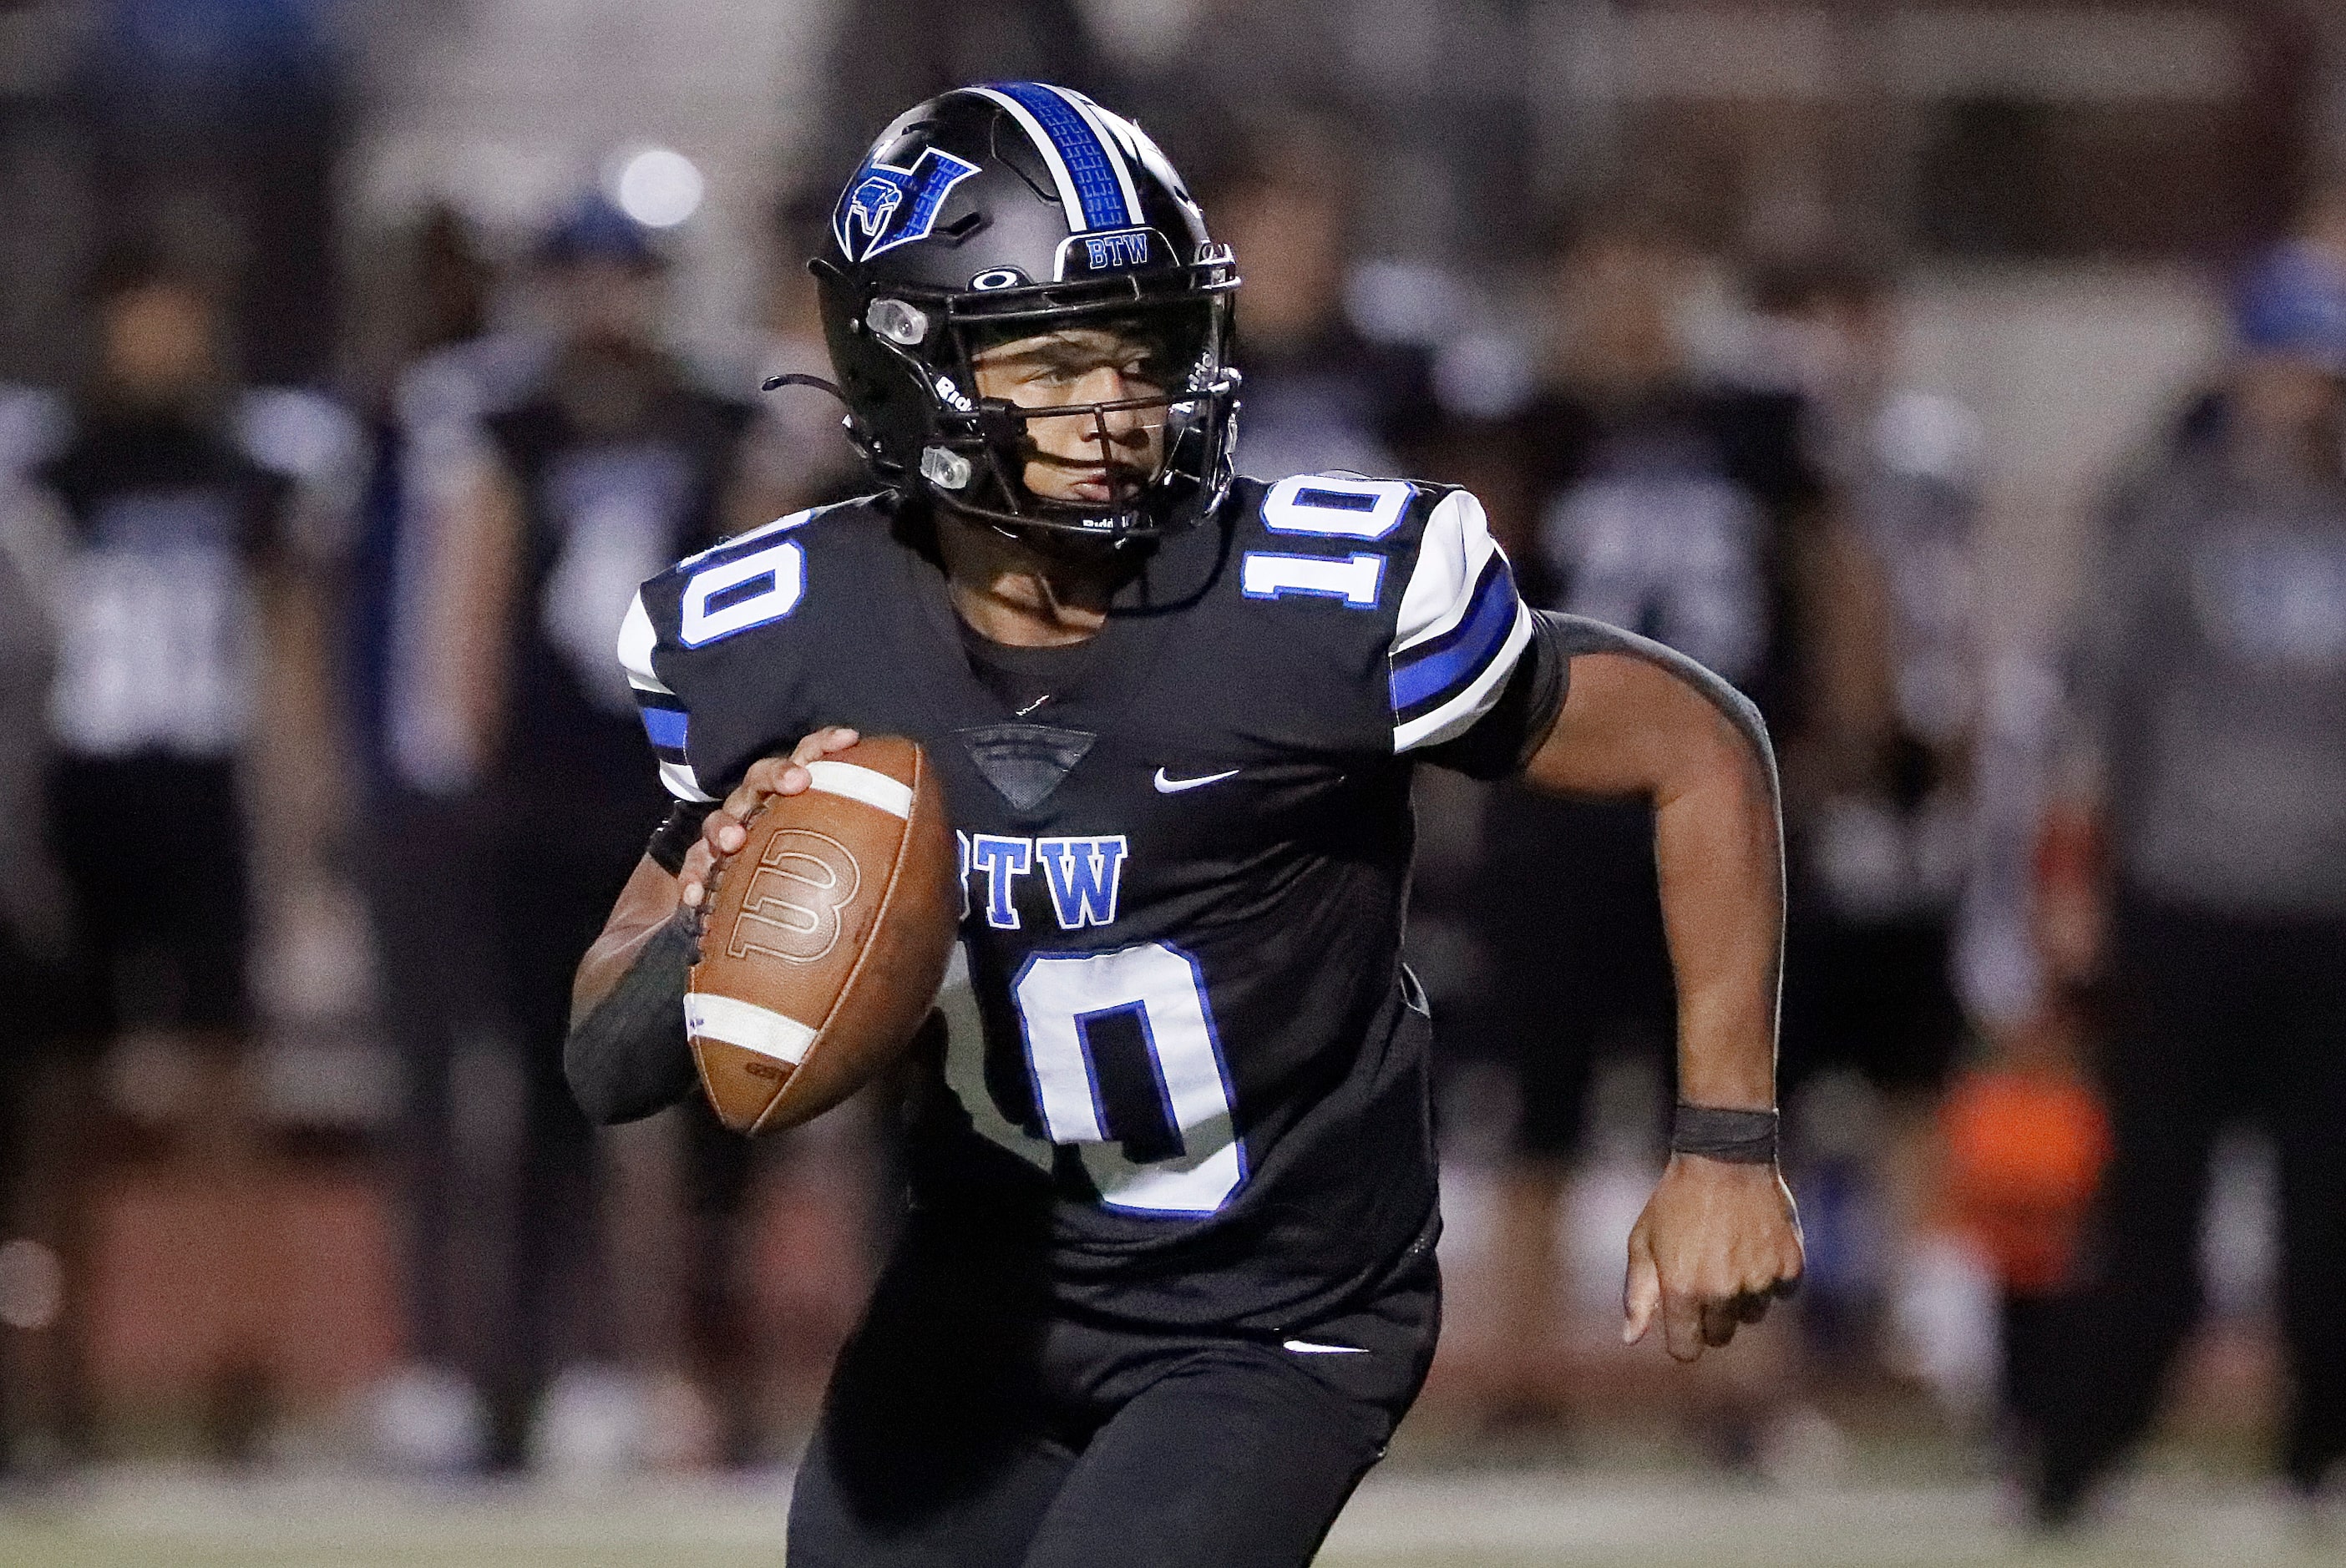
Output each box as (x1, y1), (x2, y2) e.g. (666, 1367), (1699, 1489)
(671, 502), (833, 572)
(659, 758), (716, 804)
(1393, 489), (1502, 655)
(966, 88), (1093, 235)
(1389, 552), (1518, 714)
(1393, 602), (1534, 752)
(623, 585), (707, 801)
(616, 592), (671, 695)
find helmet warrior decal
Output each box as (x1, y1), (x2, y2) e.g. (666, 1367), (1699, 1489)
(808, 82), (1241, 546)
(834, 148), (981, 264)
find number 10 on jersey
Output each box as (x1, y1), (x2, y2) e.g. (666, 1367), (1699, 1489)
(996, 942), (1246, 1216)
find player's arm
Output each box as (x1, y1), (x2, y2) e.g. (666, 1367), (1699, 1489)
(565, 726), (861, 1124)
(1380, 483), (1797, 1358)
(1515, 615), (1804, 1361)
(417, 453), (526, 779)
(252, 561), (345, 906)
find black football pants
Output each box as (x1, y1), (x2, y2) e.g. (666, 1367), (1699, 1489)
(2036, 898), (2346, 1502)
(787, 1217), (1437, 1567)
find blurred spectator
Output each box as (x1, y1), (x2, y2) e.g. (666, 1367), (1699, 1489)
(1437, 213), (1822, 1425)
(72, 0), (347, 384)
(814, 0), (1113, 180)
(745, 193), (873, 516)
(2029, 237), (2346, 1523)
(374, 194), (783, 1471)
(0, 387), (68, 984)
(1201, 122), (1438, 484)
(1936, 1000), (2110, 1467)
(352, 205), (516, 1474)
(0, 383), (69, 1469)
(30, 245), (347, 1039)
(1748, 260), (1986, 1364)
(0, 242), (348, 1457)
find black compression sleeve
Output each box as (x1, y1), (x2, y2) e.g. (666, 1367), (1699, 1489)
(565, 915), (700, 1125)
(646, 801), (717, 874)
(1533, 611), (1779, 798)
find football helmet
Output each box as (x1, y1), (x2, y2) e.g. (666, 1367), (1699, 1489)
(806, 83), (1240, 546)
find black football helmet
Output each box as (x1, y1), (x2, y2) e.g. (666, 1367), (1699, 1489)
(805, 83), (1240, 546)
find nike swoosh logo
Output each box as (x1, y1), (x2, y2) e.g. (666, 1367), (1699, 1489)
(1281, 1338), (1368, 1355)
(1153, 766), (1239, 794)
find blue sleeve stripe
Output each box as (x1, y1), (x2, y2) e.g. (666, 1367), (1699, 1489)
(637, 701), (688, 752)
(1390, 555), (1518, 714)
(988, 81), (1135, 230)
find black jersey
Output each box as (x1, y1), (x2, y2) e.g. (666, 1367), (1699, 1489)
(1506, 386), (1818, 728)
(36, 403), (296, 761)
(481, 365), (757, 837)
(621, 473), (1553, 1331)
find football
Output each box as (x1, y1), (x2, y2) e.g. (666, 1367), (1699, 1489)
(686, 736), (958, 1134)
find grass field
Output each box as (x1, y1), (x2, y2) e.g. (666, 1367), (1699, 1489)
(0, 1465), (2336, 1568)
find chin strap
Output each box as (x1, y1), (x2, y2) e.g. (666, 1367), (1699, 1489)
(762, 372), (890, 473)
(759, 370), (845, 397)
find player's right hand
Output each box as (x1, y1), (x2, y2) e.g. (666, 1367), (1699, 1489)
(676, 726), (862, 915)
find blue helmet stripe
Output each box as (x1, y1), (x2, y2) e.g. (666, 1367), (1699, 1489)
(987, 81), (1136, 230)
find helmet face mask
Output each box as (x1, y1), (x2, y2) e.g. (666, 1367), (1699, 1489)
(810, 84), (1242, 549)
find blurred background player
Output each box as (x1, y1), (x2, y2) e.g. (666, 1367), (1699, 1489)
(2027, 232), (2346, 1524)
(375, 195), (785, 1470)
(0, 241), (347, 1459)
(1434, 210), (1822, 1431)
(747, 192), (878, 518)
(1198, 121), (1440, 486)
(1746, 257), (1984, 1376)
(0, 386), (69, 1472)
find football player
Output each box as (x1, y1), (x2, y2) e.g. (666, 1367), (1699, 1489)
(385, 194), (791, 1466)
(566, 84), (1803, 1565)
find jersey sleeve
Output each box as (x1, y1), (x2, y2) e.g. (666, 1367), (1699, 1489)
(234, 387), (365, 565)
(617, 587), (717, 804)
(615, 503), (846, 807)
(1388, 488), (1538, 753)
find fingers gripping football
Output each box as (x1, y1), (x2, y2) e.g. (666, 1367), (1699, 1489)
(680, 731), (959, 1136)
(1622, 1156), (1805, 1363)
(678, 726), (862, 918)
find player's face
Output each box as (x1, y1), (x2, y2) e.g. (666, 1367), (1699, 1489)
(552, 258), (666, 349)
(2233, 352), (2344, 457)
(970, 324), (1173, 505)
(101, 283), (219, 402)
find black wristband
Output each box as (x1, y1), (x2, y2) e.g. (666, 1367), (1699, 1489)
(647, 801), (717, 875)
(1670, 1104), (1779, 1164)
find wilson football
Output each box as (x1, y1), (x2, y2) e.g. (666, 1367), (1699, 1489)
(686, 736), (957, 1134)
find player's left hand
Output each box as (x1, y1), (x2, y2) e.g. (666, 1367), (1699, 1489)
(676, 726), (863, 918)
(1622, 1156), (1804, 1362)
